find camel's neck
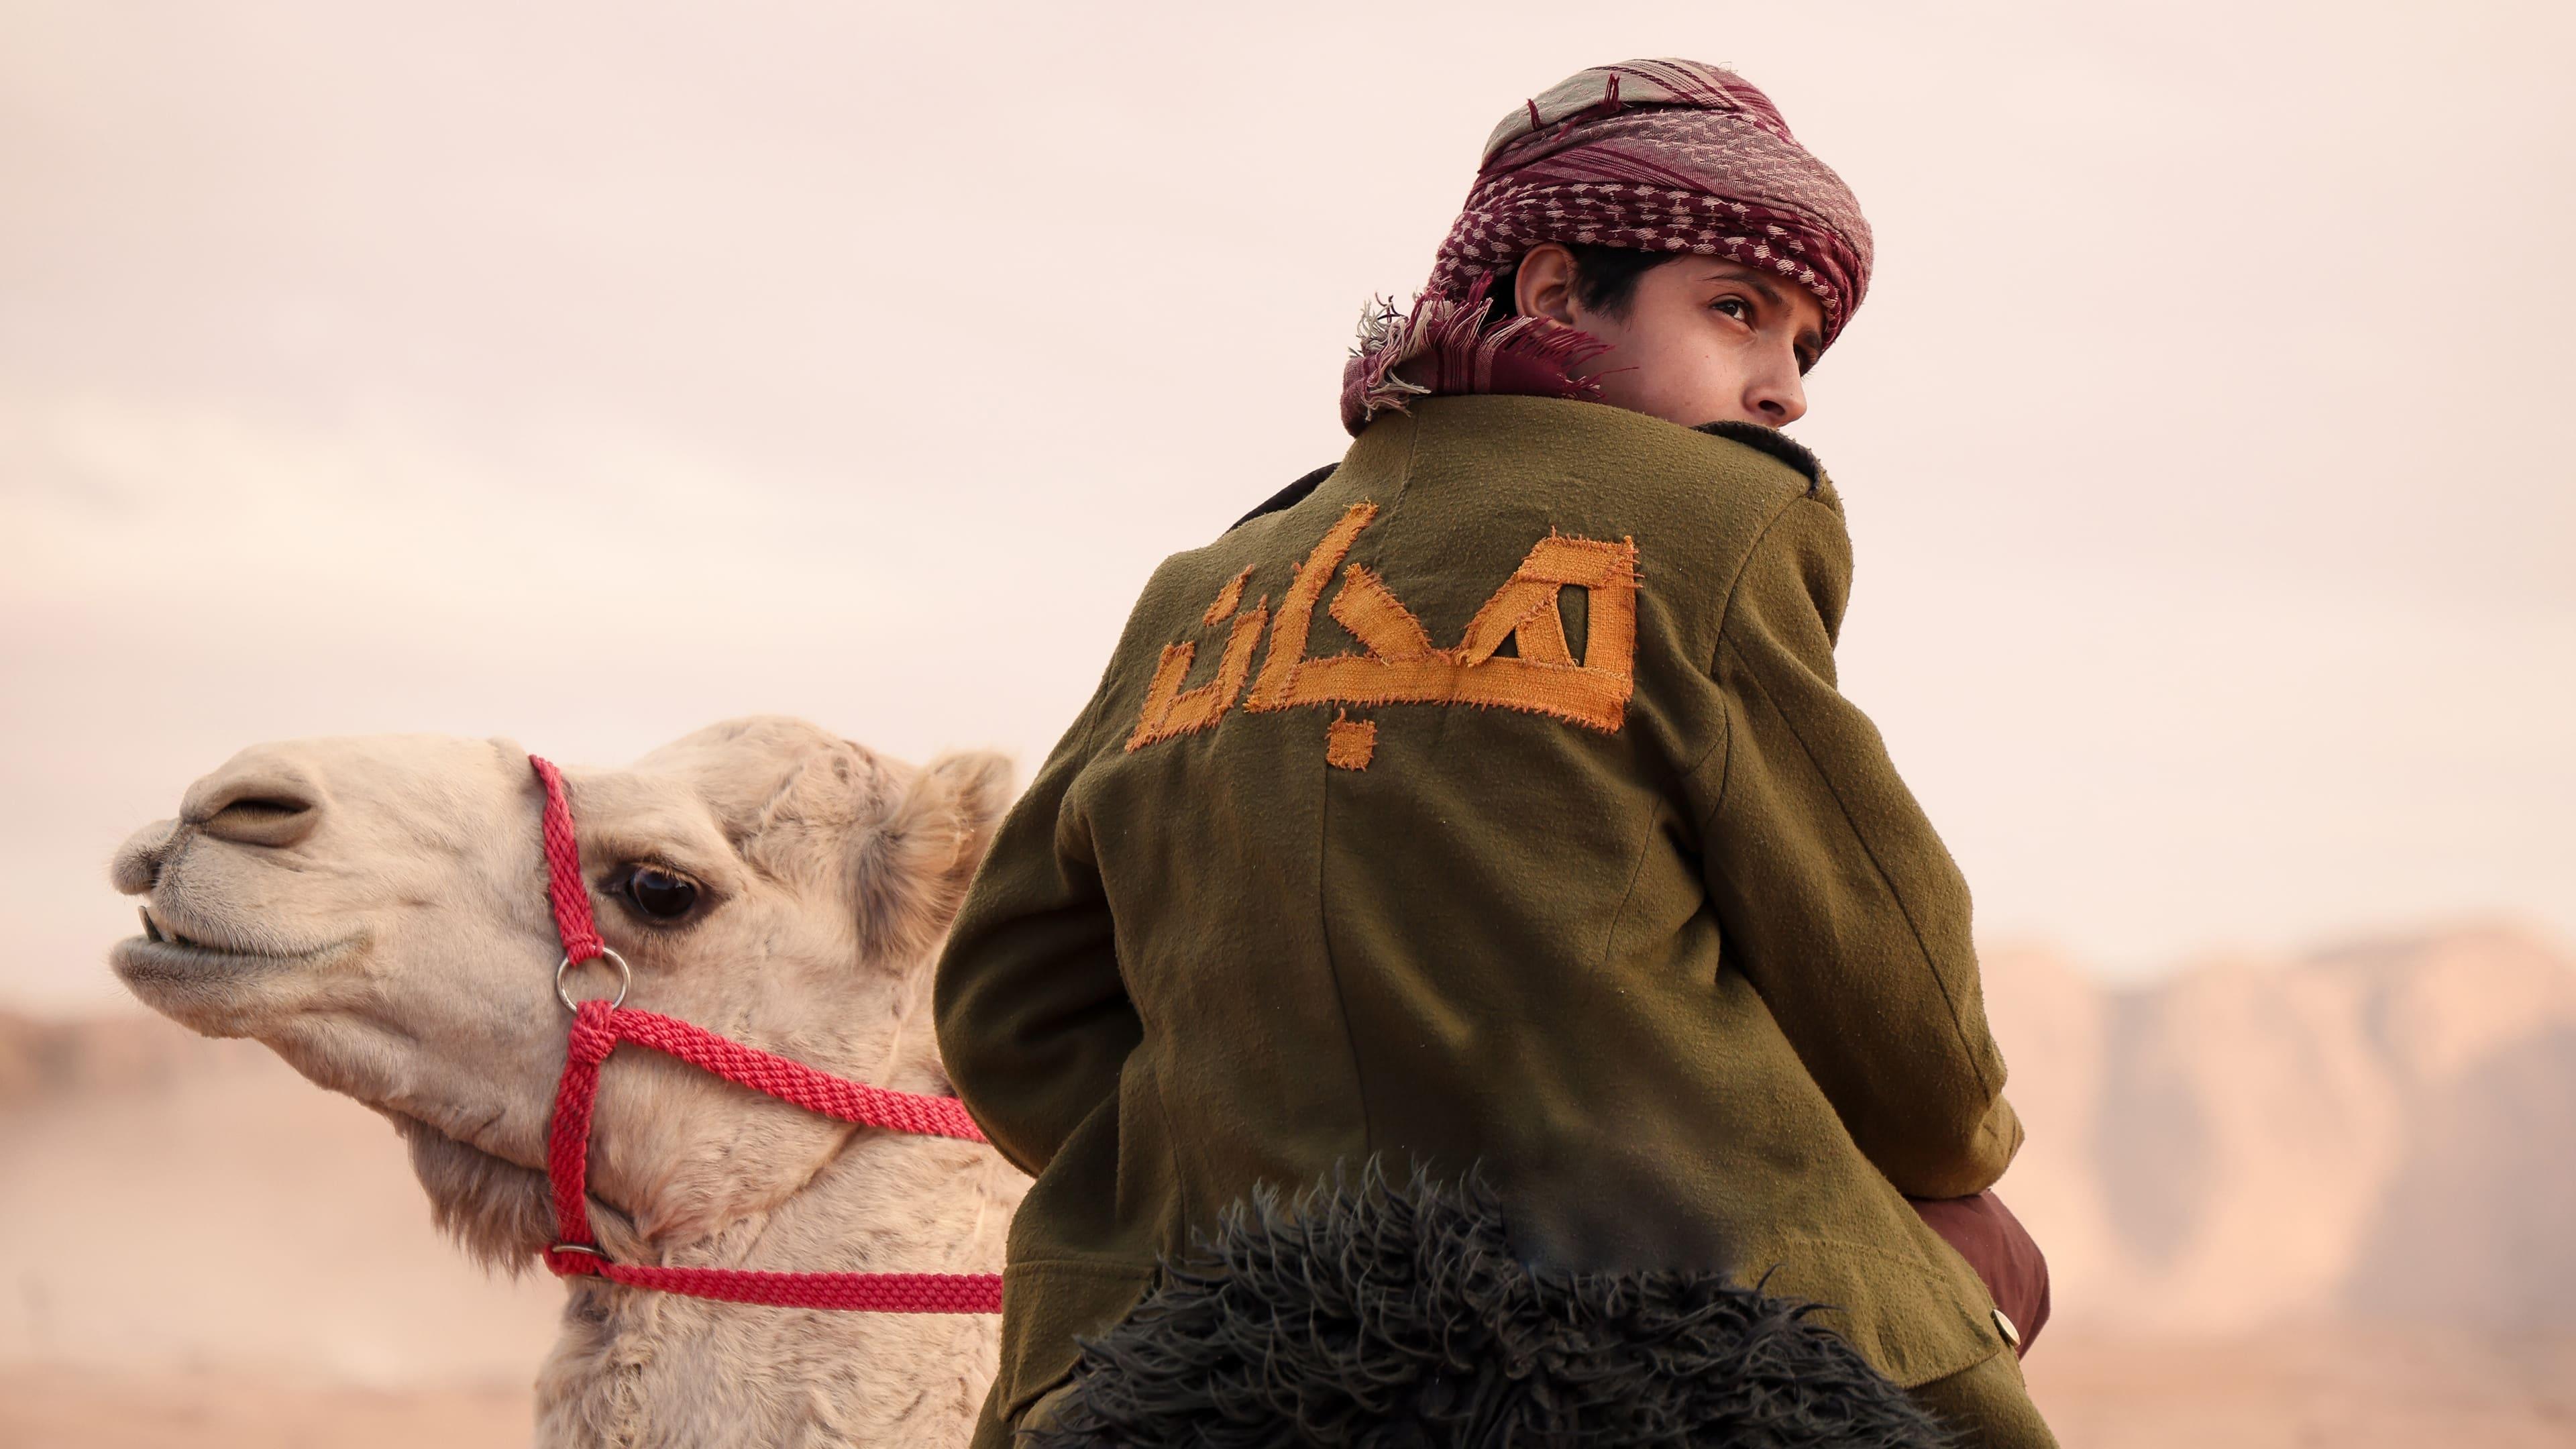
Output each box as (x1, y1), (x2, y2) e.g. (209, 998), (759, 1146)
(534, 966), (1023, 1448)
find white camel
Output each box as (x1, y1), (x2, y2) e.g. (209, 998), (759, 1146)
(110, 717), (1025, 1448)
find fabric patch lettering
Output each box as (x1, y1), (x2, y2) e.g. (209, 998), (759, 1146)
(1134, 501), (1638, 761)
(1246, 503), (1638, 733)
(1325, 712), (1378, 771)
(1126, 580), (1271, 751)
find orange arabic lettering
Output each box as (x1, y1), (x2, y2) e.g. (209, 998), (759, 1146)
(1129, 502), (1640, 759)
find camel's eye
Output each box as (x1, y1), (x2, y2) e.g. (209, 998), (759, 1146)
(618, 865), (702, 923)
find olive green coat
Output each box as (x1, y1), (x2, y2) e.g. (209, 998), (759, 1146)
(934, 394), (2025, 1444)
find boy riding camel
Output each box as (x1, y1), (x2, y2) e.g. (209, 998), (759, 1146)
(937, 58), (2057, 1448)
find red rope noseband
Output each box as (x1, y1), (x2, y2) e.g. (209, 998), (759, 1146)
(527, 755), (1003, 1315)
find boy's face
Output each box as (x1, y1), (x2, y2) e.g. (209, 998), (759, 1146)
(1513, 246), (1826, 433)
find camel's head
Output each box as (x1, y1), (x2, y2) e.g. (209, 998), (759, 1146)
(109, 716), (1012, 1265)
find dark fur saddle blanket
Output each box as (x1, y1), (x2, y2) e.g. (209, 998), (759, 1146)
(1024, 1168), (1952, 1448)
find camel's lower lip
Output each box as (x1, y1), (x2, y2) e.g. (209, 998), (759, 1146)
(110, 933), (352, 985)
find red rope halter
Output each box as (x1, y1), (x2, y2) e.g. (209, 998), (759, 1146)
(528, 755), (1004, 1314)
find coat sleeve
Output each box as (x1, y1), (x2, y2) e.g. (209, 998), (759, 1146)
(1697, 492), (2023, 1199)
(932, 681), (1139, 1180)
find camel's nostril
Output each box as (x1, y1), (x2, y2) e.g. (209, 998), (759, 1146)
(226, 797), (305, 818)
(185, 765), (326, 851)
(201, 794), (321, 848)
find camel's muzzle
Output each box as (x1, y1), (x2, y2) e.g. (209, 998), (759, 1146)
(109, 749), (350, 1001)
(110, 789), (358, 1026)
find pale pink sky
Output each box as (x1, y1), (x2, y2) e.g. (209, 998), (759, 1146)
(3, 1), (2570, 1008)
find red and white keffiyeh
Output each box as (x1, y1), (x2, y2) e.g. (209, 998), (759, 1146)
(1342, 59), (1874, 435)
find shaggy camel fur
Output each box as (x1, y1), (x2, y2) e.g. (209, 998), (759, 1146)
(111, 717), (1026, 1448)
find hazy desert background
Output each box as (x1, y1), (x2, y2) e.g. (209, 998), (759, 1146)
(7, 925), (2573, 1445)
(4, 0), (2571, 1444)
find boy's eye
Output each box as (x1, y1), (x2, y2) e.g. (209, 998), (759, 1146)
(1711, 296), (1752, 321)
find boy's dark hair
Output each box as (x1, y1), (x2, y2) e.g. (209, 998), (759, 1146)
(1483, 243), (1679, 327)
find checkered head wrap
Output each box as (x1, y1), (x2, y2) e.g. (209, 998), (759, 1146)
(1341, 59), (1874, 435)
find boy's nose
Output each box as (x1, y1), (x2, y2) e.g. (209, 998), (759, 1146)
(1749, 370), (1807, 427)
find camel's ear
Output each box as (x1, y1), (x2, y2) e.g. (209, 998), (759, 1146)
(851, 750), (1015, 963)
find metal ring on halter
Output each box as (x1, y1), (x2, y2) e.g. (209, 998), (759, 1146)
(556, 947), (633, 1012)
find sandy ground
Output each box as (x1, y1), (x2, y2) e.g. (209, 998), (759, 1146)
(6, 1328), (2574, 1448)
(0, 1031), (562, 1377)
(0, 1366), (531, 1448)
(2021, 1326), (2576, 1448)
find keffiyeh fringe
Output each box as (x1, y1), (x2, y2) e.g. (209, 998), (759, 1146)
(1338, 274), (1615, 435)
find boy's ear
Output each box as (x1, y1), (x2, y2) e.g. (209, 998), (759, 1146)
(1513, 242), (1583, 326)
(851, 750), (1015, 963)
